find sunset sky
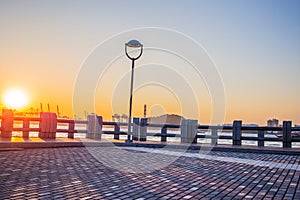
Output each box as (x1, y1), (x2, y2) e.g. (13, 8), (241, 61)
(0, 0), (299, 125)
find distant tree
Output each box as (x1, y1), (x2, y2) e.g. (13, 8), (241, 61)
(112, 113), (120, 122)
(121, 114), (128, 122)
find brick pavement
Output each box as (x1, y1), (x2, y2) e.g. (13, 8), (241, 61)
(0, 146), (299, 199)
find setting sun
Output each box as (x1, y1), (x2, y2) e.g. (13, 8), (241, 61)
(2, 89), (29, 109)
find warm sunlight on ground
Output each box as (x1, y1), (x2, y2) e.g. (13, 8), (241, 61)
(2, 88), (29, 109)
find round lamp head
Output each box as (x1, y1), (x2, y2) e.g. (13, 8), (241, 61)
(126, 40), (143, 48)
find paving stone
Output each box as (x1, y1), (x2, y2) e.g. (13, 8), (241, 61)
(0, 146), (299, 199)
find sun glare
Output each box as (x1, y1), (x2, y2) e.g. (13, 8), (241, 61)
(2, 89), (29, 109)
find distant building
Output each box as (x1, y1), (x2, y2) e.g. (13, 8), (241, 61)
(267, 118), (279, 127)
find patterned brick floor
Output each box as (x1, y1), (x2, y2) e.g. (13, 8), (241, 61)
(0, 147), (299, 199)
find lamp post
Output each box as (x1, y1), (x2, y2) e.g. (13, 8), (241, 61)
(125, 40), (143, 143)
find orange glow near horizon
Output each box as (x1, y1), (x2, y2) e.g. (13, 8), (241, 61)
(0, 92), (299, 126)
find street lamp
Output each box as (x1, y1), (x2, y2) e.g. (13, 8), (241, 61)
(125, 40), (143, 143)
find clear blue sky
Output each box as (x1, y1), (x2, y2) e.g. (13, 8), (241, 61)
(0, 0), (299, 124)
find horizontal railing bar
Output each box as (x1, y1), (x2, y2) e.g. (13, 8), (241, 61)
(13, 128), (40, 132)
(292, 127), (300, 131)
(57, 119), (74, 123)
(13, 117), (41, 121)
(75, 129), (87, 133)
(103, 131), (127, 135)
(74, 120), (88, 124)
(102, 122), (127, 126)
(196, 135), (233, 139)
(147, 133), (178, 137)
(56, 129), (75, 133)
(242, 136), (260, 141)
(146, 123), (180, 128)
(292, 138), (300, 142)
(198, 125), (233, 130)
(218, 136), (233, 140)
(57, 119), (88, 124)
(241, 131), (261, 134)
(262, 137), (283, 142)
(241, 126), (282, 131)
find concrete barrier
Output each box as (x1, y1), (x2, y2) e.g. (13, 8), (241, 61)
(1, 109), (14, 138)
(87, 114), (102, 140)
(181, 119), (198, 143)
(39, 112), (57, 139)
(140, 118), (147, 141)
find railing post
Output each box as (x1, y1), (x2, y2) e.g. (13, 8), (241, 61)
(114, 124), (120, 140)
(96, 116), (103, 140)
(283, 121), (292, 148)
(190, 120), (198, 144)
(39, 112), (57, 139)
(87, 114), (102, 140)
(139, 118), (147, 141)
(23, 118), (30, 139)
(132, 118), (139, 141)
(161, 126), (167, 142)
(181, 119), (198, 143)
(258, 130), (264, 147)
(87, 115), (93, 139)
(68, 120), (75, 139)
(211, 127), (218, 145)
(1, 109), (14, 138)
(233, 120), (242, 146)
(181, 119), (188, 143)
(192, 122), (198, 144)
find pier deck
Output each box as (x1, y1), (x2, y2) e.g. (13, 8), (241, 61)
(0, 139), (300, 199)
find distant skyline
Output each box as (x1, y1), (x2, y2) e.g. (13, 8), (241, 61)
(0, 0), (299, 125)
